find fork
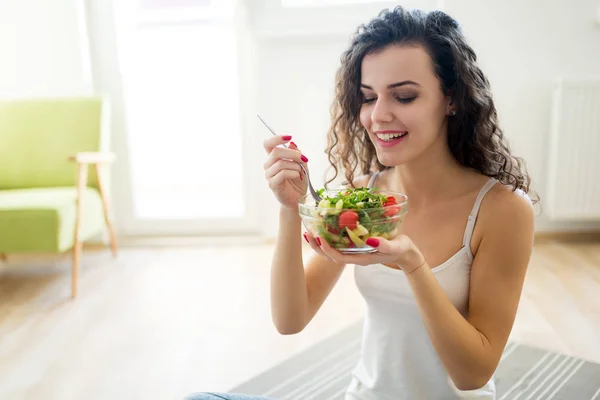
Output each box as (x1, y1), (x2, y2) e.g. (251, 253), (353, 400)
(257, 114), (322, 203)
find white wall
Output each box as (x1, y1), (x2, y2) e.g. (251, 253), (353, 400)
(446, 0), (600, 232)
(2, 0), (599, 236)
(253, 0), (600, 236)
(253, 36), (347, 237)
(0, 0), (92, 97)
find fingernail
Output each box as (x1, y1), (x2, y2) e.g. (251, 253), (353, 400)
(289, 141), (297, 147)
(303, 233), (309, 243)
(282, 135), (292, 141)
(301, 155), (309, 163)
(316, 237), (322, 246)
(366, 238), (379, 247)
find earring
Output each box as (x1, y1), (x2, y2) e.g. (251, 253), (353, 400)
(449, 110), (456, 116)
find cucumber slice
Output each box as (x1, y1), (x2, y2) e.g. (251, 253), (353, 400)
(346, 227), (366, 247)
(353, 224), (369, 236)
(318, 199), (331, 209)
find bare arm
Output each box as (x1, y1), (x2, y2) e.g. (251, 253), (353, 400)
(406, 188), (534, 390)
(270, 175), (370, 334)
(270, 207), (345, 334)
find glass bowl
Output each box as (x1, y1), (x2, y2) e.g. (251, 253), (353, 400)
(298, 188), (408, 254)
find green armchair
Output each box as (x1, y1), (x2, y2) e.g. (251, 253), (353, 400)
(0, 97), (118, 298)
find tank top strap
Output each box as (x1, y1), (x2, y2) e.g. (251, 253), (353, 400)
(367, 171), (382, 189)
(462, 178), (498, 247)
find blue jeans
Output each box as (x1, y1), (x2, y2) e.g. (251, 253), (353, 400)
(184, 393), (275, 400)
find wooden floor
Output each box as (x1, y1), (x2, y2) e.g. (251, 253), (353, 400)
(0, 240), (599, 400)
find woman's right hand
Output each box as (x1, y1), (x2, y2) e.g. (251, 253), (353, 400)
(263, 135), (309, 209)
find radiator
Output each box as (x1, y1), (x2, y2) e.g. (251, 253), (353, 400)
(546, 77), (600, 221)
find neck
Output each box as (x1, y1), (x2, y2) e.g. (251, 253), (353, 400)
(393, 135), (465, 208)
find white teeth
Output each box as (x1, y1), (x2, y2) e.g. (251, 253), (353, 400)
(377, 132), (407, 141)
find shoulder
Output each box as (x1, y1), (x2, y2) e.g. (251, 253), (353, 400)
(484, 182), (534, 227)
(351, 169), (392, 189)
(350, 172), (376, 188)
(475, 181), (535, 255)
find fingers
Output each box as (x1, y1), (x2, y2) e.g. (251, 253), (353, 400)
(315, 237), (349, 263)
(303, 231), (335, 261)
(288, 141), (299, 151)
(268, 169), (301, 189)
(306, 232), (357, 265)
(302, 232), (422, 270)
(263, 135), (292, 154)
(369, 234), (412, 254)
(308, 234), (386, 266)
(325, 234), (420, 269)
(364, 237), (388, 253)
(263, 146), (308, 171)
(265, 159), (303, 180)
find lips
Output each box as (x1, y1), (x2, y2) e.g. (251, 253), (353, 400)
(376, 132), (408, 141)
(373, 131), (408, 148)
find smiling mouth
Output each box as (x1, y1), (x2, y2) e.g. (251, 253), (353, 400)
(375, 132), (408, 142)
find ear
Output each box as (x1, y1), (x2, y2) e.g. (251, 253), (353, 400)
(446, 97), (456, 116)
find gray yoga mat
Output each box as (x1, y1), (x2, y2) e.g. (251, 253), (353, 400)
(230, 321), (600, 400)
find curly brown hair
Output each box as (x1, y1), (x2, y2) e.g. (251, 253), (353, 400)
(325, 6), (537, 203)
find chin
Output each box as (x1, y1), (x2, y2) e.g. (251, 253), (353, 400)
(375, 150), (412, 167)
(378, 159), (402, 167)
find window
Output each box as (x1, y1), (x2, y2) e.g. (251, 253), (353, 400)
(282, 0), (390, 8)
(253, 0), (441, 37)
(141, 0), (211, 8)
(112, 0), (253, 234)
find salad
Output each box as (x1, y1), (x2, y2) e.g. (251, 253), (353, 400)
(301, 187), (406, 251)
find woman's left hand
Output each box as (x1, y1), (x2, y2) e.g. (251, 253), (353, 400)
(307, 231), (426, 274)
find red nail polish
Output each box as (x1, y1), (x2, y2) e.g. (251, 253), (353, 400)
(303, 233), (309, 243)
(366, 238), (379, 247)
(289, 141), (297, 147)
(301, 155), (309, 163)
(282, 135), (292, 141)
(316, 237), (322, 246)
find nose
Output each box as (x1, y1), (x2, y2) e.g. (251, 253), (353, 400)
(371, 97), (394, 124)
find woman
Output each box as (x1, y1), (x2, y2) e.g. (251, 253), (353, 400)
(188, 5), (536, 400)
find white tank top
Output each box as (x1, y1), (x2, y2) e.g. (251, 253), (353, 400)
(345, 172), (501, 400)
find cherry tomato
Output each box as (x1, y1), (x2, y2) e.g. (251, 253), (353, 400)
(384, 205), (401, 218)
(338, 211), (359, 230)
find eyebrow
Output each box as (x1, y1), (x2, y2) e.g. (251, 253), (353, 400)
(360, 81), (420, 90)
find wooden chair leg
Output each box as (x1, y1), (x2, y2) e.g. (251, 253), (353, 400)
(72, 240), (83, 298)
(95, 164), (118, 257)
(72, 163), (89, 298)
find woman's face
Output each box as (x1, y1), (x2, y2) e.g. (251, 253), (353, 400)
(359, 44), (452, 167)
